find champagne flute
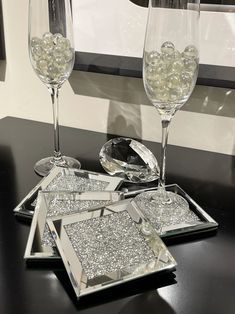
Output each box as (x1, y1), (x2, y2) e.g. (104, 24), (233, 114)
(29, 0), (81, 176)
(134, 0), (200, 225)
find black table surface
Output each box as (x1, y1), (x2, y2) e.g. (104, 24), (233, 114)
(0, 116), (235, 314)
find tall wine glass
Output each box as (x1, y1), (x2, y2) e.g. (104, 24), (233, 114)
(29, 0), (81, 176)
(135, 0), (200, 219)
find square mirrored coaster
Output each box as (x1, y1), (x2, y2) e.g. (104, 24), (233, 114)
(47, 199), (177, 298)
(14, 166), (123, 219)
(128, 184), (218, 240)
(24, 190), (124, 260)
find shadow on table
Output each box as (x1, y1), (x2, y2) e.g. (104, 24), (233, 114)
(0, 145), (17, 209)
(54, 268), (176, 311)
(119, 290), (176, 314)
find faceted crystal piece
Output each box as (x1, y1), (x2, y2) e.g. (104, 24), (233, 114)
(99, 137), (159, 183)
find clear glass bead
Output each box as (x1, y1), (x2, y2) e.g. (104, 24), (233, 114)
(31, 37), (42, 48)
(54, 45), (64, 57)
(58, 37), (71, 50)
(183, 45), (199, 59)
(183, 58), (197, 73)
(157, 90), (170, 102)
(43, 32), (53, 40)
(63, 48), (74, 62)
(54, 55), (66, 65)
(31, 45), (43, 60)
(161, 41), (175, 55)
(167, 73), (180, 89)
(171, 59), (184, 73)
(37, 59), (48, 73)
(146, 51), (161, 66)
(53, 33), (63, 45)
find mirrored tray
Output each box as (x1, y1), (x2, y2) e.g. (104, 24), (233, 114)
(126, 184), (218, 240)
(47, 199), (177, 298)
(24, 190), (124, 260)
(14, 166), (123, 219)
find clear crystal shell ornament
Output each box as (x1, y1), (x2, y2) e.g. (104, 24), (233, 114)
(99, 137), (159, 183)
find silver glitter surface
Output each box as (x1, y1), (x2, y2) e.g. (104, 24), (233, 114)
(46, 173), (109, 191)
(134, 191), (201, 233)
(41, 172), (110, 247)
(42, 199), (111, 247)
(64, 211), (156, 280)
(46, 199), (110, 218)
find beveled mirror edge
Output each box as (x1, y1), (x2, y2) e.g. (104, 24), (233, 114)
(24, 183), (218, 262)
(47, 202), (177, 299)
(14, 166), (64, 219)
(24, 191), (45, 260)
(174, 184), (218, 224)
(126, 184), (218, 223)
(129, 184), (218, 239)
(24, 190), (125, 261)
(14, 166), (124, 219)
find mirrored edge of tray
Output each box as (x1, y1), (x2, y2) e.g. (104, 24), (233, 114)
(14, 166), (124, 219)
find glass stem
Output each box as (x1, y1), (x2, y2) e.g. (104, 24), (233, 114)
(49, 86), (62, 162)
(158, 118), (171, 201)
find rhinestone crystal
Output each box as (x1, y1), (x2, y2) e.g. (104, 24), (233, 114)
(64, 211), (156, 279)
(46, 173), (109, 191)
(41, 172), (112, 247)
(41, 198), (112, 247)
(99, 137), (159, 183)
(133, 190), (201, 234)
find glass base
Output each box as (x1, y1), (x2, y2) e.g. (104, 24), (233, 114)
(133, 190), (190, 233)
(34, 156), (81, 177)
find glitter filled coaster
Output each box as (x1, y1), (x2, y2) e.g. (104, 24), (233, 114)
(133, 190), (201, 233)
(14, 166), (123, 219)
(24, 190), (124, 260)
(47, 200), (177, 298)
(129, 184), (218, 239)
(42, 198), (117, 248)
(64, 211), (156, 279)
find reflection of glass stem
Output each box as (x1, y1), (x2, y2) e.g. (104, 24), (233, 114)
(49, 86), (63, 163)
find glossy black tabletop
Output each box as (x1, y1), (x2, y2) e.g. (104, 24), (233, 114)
(0, 116), (234, 314)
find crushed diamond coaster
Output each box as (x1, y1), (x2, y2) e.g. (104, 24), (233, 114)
(64, 211), (156, 280)
(46, 173), (109, 191)
(40, 172), (111, 248)
(134, 191), (201, 232)
(42, 199), (111, 247)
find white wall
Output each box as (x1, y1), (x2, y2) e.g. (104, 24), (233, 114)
(74, 0), (235, 67)
(1, 0), (235, 156)
(0, 0), (92, 125)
